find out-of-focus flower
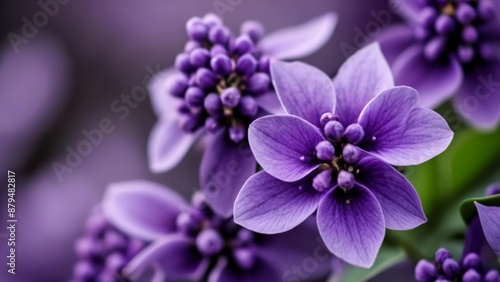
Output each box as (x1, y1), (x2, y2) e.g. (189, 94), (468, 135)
(415, 248), (499, 282)
(475, 183), (500, 257)
(148, 13), (337, 217)
(378, 0), (500, 129)
(102, 181), (332, 281)
(234, 43), (454, 268)
(71, 208), (146, 282)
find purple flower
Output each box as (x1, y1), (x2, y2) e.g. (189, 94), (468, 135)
(101, 181), (332, 281)
(233, 43), (454, 268)
(378, 0), (500, 129)
(72, 208), (147, 281)
(148, 13), (337, 217)
(415, 248), (499, 282)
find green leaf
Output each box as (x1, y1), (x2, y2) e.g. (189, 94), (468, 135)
(460, 194), (500, 224)
(329, 245), (405, 282)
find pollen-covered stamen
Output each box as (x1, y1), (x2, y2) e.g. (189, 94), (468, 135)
(196, 228), (224, 256)
(167, 14), (273, 142)
(415, 0), (497, 63)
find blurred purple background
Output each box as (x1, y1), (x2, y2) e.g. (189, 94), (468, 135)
(0, 0), (400, 281)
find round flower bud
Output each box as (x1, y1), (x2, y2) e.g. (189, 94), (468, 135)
(85, 213), (108, 236)
(337, 170), (355, 190)
(462, 26), (479, 43)
(233, 35), (254, 55)
(236, 229), (254, 243)
(312, 170), (332, 192)
(458, 46), (475, 63)
(343, 144), (360, 164)
(75, 237), (100, 258)
(105, 252), (126, 272)
(104, 230), (128, 251)
(435, 15), (455, 34)
(196, 229), (224, 256)
(186, 17), (208, 41)
(185, 86), (205, 108)
(204, 93), (222, 115)
(179, 113), (201, 132)
(344, 123), (365, 145)
(315, 141), (335, 161)
(435, 248), (452, 264)
(209, 25), (230, 45)
(210, 44), (228, 57)
(485, 270), (500, 282)
(221, 87), (241, 108)
(189, 48), (211, 68)
(442, 258), (460, 277)
(233, 247), (257, 270)
(196, 68), (218, 89)
(415, 260), (437, 282)
(238, 96), (258, 117)
(229, 125), (245, 143)
(424, 36), (446, 61)
(462, 269), (481, 282)
(417, 7), (437, 27)
(167, 73), (189, 97)
(73, 261), (97, 280)
(202, 13), (222, 27)
(205, 117), (221, 133)
(175, 53), (192, 73)
(184, 40), (200, 53)
(462, 253), (483, 272)
(236, 53), (257, 76)
(246, 73), (270, 94)
(456, 3), (477, 24)
(324, 120), (344, 142)
(258, 56), (270, 74)
(191, 191), (207, 209)
(211, 54), (233, 76)
(241, 20), (265, 42)
(320, 112), (338, 128)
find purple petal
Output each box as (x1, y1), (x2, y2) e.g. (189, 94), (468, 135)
(208, 257), (280, 282)
(333, 42), (394, 125)
(317, 185), (385, 268)
(259, 12), (338, 60)
(148, 118), (202, 173)
(358, 86), (453, 166)
(148, 68), (183, 117)
(124, 234), (209, 281)
(255, 91), (285, 114)
(248, 115), (324, 182)
(356, 156), (427, 230)
(475, 203), (500, 256)
(377, 25), (417, 65)
(453, 58), (500, 130)
(391, 0), (424, 22)
(271, 60), (336, 127)
(200, 131), (257, 218)
(234, 171), (324, 234)
(102, 180), (187, 241)
(392, 44), (464, 108)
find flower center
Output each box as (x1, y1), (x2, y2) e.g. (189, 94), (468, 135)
(306, 113), (365, 193)
(175, 192), (258, 270)
(167, 14), (272, 143)
(415, 0), (496, 63)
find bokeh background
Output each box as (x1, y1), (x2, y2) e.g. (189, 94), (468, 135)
(1, 1), (499, 282)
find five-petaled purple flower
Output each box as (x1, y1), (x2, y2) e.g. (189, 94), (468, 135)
(148, 13), (337, 217)
(102, 181), (332, 282)
(378, 0), (500, 129)
(234, 43), (454, 268)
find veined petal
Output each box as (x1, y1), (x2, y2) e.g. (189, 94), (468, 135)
(248, 115), (324, 182)
(454, 58), (500, 130)
(124, 234), (209, 281)
(377, 25), (416, 65)
(475, 203), (500, 256)
(392, 44), (464, 109)
(200, 131), (257, 218)
(317, 185), (385, 268)
(208, 257), (281, 282)
(102, 180), (187, 241)
(356, 156), (426, 230)
(271, 60), (336, 127)
(148, 119), (202, 173)
(234, 171), (324, 234)
(358, 86), (453, 166)
(259, 12), (338, 60)
(333, 42), (394, 125)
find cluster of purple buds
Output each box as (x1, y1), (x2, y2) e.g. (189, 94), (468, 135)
(167, 14), (272, 143)
(176, 192), (259, 273)
(72, 209), (146, 282)
(310, 112), (364, 193)
(414, 0), (497, 63)
(415, 248), (500, 282)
